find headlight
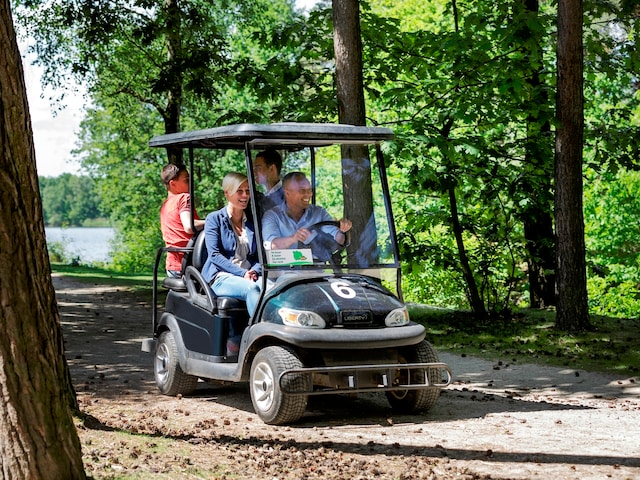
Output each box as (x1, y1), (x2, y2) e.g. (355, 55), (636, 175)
(278, 307), (326, 328)
(385, 307), (410, 327)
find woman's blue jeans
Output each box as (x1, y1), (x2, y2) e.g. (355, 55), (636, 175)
(211, 272), (262, 316)
(211, 273), (262, 342)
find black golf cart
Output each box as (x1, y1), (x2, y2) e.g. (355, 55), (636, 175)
(141, 123), (451, 425)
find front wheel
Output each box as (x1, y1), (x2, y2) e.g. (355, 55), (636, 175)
(249, 346), (308, 425)
(154, 330), (198, 396)
(386, 340), (441, 413)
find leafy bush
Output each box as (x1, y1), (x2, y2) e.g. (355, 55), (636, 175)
(402, 259), (469, 309)
(411, 303), (640, 376)
(47, 241), (67, 263)
(47, 241), (81, 266)
(587, 265), (640, 318)
(109, 224), (162, 274)
(584, 169), (640, 318)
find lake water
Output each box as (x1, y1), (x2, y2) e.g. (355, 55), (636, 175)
(45, 227), (115, 264)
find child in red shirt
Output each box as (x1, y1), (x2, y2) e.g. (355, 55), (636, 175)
(160, 164), (205, 277)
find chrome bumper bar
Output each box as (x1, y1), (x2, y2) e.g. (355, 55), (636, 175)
(279, 362), (452, 396)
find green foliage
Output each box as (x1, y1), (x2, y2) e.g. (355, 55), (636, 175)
(583, 1), (640, 172)
(47, 241), (81, 266)
(39, 174), (103, 226)
(402, 259), (469, 309)
(73, 98), (163, 273)
(17, 0), (232, 118)
(411, 304), (640, 376)
(583, 168), (640, 317)
(227, 1), (338, 123)
(360, 1), (558, 314)
(584, 169), (640, 265)
(588, 274), (640, 319)
(17, 0), (640, 321)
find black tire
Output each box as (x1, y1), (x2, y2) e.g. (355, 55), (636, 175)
(249, 346), (308, 425)
(154, 330), (198, 396)
(386, 340), (441, 413)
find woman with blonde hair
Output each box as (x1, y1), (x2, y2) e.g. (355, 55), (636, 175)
(201, 172), (262, 355)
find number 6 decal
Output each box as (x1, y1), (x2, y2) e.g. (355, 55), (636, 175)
(330, 281), (356, 299)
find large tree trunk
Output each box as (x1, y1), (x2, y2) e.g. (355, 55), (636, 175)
(332, 0), (377, 265)
(332, 0), (366, 125)
(164, 0), (183, 164)
(554, 0), (590, 330)
(0, 2), (86, 478)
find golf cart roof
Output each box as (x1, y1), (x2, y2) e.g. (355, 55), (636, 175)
(149, 123), (395, 150)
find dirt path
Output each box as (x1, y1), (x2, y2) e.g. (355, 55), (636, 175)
(54, 274), (640, 479)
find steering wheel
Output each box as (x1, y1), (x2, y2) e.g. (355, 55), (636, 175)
(306, 220), (350, 264)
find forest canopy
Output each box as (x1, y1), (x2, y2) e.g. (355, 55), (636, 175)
(16, 0), (640, 319)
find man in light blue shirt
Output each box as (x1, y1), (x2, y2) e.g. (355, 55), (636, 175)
(262, 172), (352, 260)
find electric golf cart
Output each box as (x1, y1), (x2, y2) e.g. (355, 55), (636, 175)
(141, 123), (452, 425)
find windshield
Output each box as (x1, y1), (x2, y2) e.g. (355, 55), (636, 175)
(250, 143), (401, 293)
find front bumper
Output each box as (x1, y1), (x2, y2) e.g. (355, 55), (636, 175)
(279, 361), (452, 395)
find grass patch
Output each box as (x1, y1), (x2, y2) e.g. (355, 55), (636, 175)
(51, 263), (153, 294)
(409, 303), (640, 377)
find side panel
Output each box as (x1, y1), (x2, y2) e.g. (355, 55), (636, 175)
(164, 291), (228, 356)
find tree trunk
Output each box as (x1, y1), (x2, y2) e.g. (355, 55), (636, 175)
(448, 186), (486, 316)
(554, 0), (590, 330)
(520, 0), (556, 308)
(164, 0), (183, 164)
(523, 214), (556, 307)
(332, 0), (377, 265)
(0, 2), (86, 478)
(332, 0), (366, 126)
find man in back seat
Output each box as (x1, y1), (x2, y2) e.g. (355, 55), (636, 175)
(253, 149), (285, 213)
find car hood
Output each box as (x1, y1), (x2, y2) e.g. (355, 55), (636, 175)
(260, 274), (405, 328)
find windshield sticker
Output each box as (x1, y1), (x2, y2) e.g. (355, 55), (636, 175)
(267, 249), (314, 266)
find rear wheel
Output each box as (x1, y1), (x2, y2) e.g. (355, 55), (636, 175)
(154, 330), (198, 396)
(250, 346), (308, 425)
(386, 340), (441, 413)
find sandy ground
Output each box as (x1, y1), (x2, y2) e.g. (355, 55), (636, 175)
(54, 274), (640, 479)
